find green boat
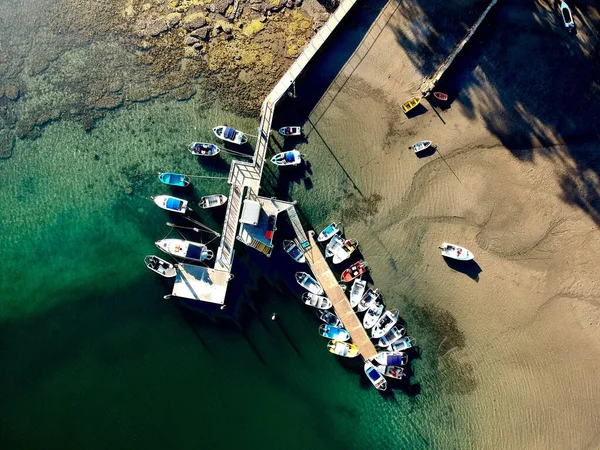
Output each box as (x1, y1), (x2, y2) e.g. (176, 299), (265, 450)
(158, 172), (190, 187)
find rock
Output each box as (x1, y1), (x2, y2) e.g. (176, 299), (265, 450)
(0, 86), (4, 98)
(190, 27), (209, 40)
(208, 4), (216, 13)
(260, 15), (268, 23)
(225, 34), (233, 41)
(295, 0), (302, 5)
(172, 85), (197, 101)
(125, 186), (134, 195)
(185, 36), (200, 46)
(5, 84), (20, 101)
(222, 24), (233, 34)
(286, 0), (293, 8)
(147, 19), (169, 37)
(165, 13), (182, 28)
(182, 13), (207, 31)
(193, 43), (204, 51)
(213, 0), (233, 14)
(88, 93), (123, 110)
(234, 55), (242, 61)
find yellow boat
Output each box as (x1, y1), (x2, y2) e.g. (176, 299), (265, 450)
(327, 340), (360, 358)
(402, 97), (421, 113)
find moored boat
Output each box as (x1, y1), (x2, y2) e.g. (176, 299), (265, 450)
(363, 301), (384, 330)
(283, 239), (306, 263)
(433, 92), (448, 101)
(389, 336), (416, 352)
(278, 126), (302, 136)
(364, 360), (387, 390)
(378, 326), (405, 348)
(560, 1), (575, 29)
(402, 97), (421, 114)
(318, 223), (340, 242)
(319, 324), (350, 341)
(409, 140), (433, 153)
(325, 234), (344, 258)
(155, 238), (214, 262)
(332, 239), (357, 265)
(328, 340), (360, 358)
(270, 150), (302, 166)
(371, 309), (400, 339)
(213, 126), (248, 145)
(374, 351), (408, 367)
(340, 260), (368, 282)
(438, 242), (474, 261)
(152, 195), (189, 214)
(189, 142), (220, 156)
(158, 172), (190, 187)
(295, 272), (324, 295)
(144, 255), (177, 278)
(302, 292), (332, 310)
(357, 288), (380, 313)
(376, 364), (405, 380)
(350, 278), (367, 309)
(199, 194), (228, 209)
(316, 310), (343, 327)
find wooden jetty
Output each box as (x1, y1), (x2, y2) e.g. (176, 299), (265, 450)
(304, 232), (377, 360)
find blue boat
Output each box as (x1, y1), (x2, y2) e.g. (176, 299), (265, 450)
(319, 324), (350, 342)
(158, 172), (190, 187)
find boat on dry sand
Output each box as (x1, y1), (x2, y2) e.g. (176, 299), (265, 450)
(438, 242), (474, 261)
(410, 140), (433, 153)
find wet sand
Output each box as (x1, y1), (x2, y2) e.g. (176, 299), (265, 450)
(288, 0), (600, 447)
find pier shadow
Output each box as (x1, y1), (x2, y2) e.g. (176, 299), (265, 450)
(443, 257), (482, 282)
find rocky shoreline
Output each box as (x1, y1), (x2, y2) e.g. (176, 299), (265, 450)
(0, 0), (337, 155)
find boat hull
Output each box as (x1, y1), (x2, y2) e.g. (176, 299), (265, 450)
(328, 340), (360, 358)
(302, 292), (332, 310)
(158, 172), (190, 187)
(439, 242), (474, 261)
(374, 351), (408, 367)
(317, 223), (339, 242)
(561, 1), (574, 28)
(283, 239), (306, 263)
(350, 279), (367, 309)
(433, 92), (448, 101)
(363, 302), (384, 330)
(213, 126), (248, 145)
(364, 360), (387, 390)
(390, 336), (416, 352)
(190, 142), (220, 156)
(340, 260), (367, 282)
(376, 365), (405, 379)
(357, 288), (380, 313)
(200, 194), (227, 209)
(144, 255), (177, 278)
(411, 140), (432, 153)
(278, 126), (302, 136)
(402, 97), (421, 113)
(152, 195), (188, 214)
(371, 309), (399, 339)
(155, 239), (213, 262)
(319, 325), (350, 341)
(316, 310), (342, 327)
(270, 150), (302, 166)
(295, 272), (324, 295)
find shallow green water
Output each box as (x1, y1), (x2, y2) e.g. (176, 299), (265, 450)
(0, 2), (474, 449)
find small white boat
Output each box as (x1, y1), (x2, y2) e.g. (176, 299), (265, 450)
(438, 242), (474, 261)
(213, 126), (248, 145)
(295, 272), (324, 295)
(357, 288), (380, 313)
(374, 351), (408, 367)
(560, 1), (575, 29)
(155, 238), (214, 262)
(199, 194), (227, 209)
(376, 364), (405, 380)
(270, 150), (302, 166)
(325, 234), (344, 258)
(349, 278), (367, 309)
(152, 195), (189, 214)
(364, 360), (387, 391)
(144, 255), (177, 278)
(410, 140), (433, 153)
(371, 309), (400, 339)
(378, 326), (405, 348)
(333, 239), (357, 265)
(302, 292), (332, 310)
(390, 336), (416, 352)
(328, 340), (360, 358)
(317, 223), (340, 242)
(319, 324), (350, 341)
(278, 126), (302, 136)
(363, 301), (384, 330)
(189, 142), (220, 156)
(316, 310), (342, 327)
(283, 239), (306, 263)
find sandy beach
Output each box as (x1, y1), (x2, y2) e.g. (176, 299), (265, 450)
(292, 0), (600, 447)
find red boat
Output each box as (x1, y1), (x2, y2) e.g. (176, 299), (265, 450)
(433, 92), (448, 101)
(340, 261), (368, 282)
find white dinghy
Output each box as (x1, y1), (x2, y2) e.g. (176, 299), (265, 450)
(270, 150), (302, 166)
(438, 242), (474, 261)
(155, 239), (213, 262)
(295, 272), (324, 295)
(152, 195), (189, 214)
(213, 126), (248, 145)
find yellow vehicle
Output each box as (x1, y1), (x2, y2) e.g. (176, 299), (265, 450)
(402, 97), (421, 113)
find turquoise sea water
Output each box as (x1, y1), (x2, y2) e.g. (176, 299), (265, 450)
(0, 2), (473, 449)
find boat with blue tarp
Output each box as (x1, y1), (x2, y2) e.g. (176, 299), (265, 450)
(152, 195), (189, 214)
(158, 172), (190, 187)
(364, 360), (387, 390)
(374, 351), (408, 367)
(213, 126), (248, 145)
(270, 150), (302, 166)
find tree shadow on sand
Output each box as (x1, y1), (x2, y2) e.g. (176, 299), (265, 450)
(390, 0), (600, 225)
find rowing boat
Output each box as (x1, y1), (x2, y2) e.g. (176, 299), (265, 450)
(402, 97), (421, 113)
(158, 172), (190, 187)
(433, 92), (448, 101)
(213, 126), (248, 145)
(199, 194), (227, 209)
(152, 195), (189, 214)
(410, 140), (433, 153)
(278, 126), (302, 136)
(144, 255), (177, 278)
(189, 142), (220, 156)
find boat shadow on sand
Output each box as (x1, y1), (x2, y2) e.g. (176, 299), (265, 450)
(443, 257), (482, 282)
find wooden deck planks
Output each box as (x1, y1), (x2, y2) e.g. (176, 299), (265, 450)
(305, 232), (377, 360)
